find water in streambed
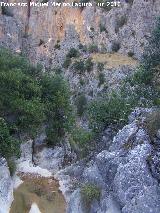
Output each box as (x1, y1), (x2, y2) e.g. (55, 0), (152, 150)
(10, 174), (66, 213)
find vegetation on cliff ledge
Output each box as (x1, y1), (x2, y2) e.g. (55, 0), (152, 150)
(88, 17), (160, 133)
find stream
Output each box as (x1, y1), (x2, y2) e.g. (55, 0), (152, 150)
(10, 173), (66, 213)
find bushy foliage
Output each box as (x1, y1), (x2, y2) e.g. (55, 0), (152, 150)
(0, 49), (44, 136)
(73, 58), (93, 74)
(85, 58), (93, 72)
(63, 57), (71, 68)
(127, 17), (160, 99)
(128, 51), (134, 58)
(81, 184), (101, 206)
(97, 62), (104, 72)
(88, 44), (98, 53)
(78, 44), (87, 52)
(54, 43), (61, 50)
(115, 15), (127, 33)
(0, 48), (74, 155)
(0, 118), (20, 159)
(111, 41), (120, 52)
(73, 60), (85, 74)
(145, 109), (160, 140)
(66, 48), (80, 58)
(76, 94), (87, 116)
(98, 72), (105, 86)
(70, 127), (93, 157)
(41, 74), (73, 145)
(88, 91), (133, 133)
(71, 128), (93, 147)
(141, 17), (160, 83)
(7, 158), (16, 176)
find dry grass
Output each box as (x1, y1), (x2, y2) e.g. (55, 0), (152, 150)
(92, 53), (138, 69)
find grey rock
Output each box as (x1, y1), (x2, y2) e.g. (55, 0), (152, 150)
(113, 144), (155, 206)
(82, 163), (105, 188)
(34, 146), (65, 173)
(122, 185), (160, 213)
(67, 189), (84, 213)
(0, 158), (13, 213)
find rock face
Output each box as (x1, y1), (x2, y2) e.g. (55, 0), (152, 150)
(1, 1), (160, 212)
(56, 108), (160, 213)
(0, 0), (160, 63)
(0, 0), (159, 101)
(0, 158), (13, 213)
(0, 0), (160, 100)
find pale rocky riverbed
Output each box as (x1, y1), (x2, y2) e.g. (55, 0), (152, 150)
(10, 173), (66, 213)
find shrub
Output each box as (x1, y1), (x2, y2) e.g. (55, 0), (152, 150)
(90, 27), (94, 32)
(71, 127), (93, 157)
(142, 17), (160, 75)
(63, 57), (71, 68)
(52, 67), (62, 74)
(0, 48), (74, 150)
(111, 41), (120, 52)
(41, 74), (74, 145)
(88, 91), (132, 133)
(71, 128), (93, 147)
(73, 60), (85, 74)
(78, 43), (84, 49)
(85, 58), (93, 72)
(145, 109), (160, 140)
(97, 62), (104, 72)
(66, 48), (79, 58)
(130, 66), (153, 85)
(128, 51), (134, 57)
(115, 15), (127, 33)
(88, 44), (98, 53)
(0, 118), (20, 159)
(7, 158), (16, 176)
(78, 44), (87, 52)
(98, 72), (105, 86)
(0, 49), (45, 136)
(79, 78), (85, 86)
(76, 94), (87, 116)
(54, 43), (61, 50)
(81, 184), (101, 206)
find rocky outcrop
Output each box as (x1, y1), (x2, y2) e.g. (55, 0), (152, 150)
(0, 158), (13, 213)
(56, 108), (160, 213)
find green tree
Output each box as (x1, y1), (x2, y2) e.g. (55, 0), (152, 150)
(0, 65), (45, 136)
(41, 74), (74, 145)
(0, 118), (20, 158)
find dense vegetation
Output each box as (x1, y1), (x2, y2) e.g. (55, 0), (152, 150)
(81, 184), (101, 208)
(0, 48), (73, 160)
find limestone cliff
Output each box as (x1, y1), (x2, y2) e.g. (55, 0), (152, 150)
(0, 1), (160, 212)
(0, 0), (160, 65)
(0, 0), (160, 101)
